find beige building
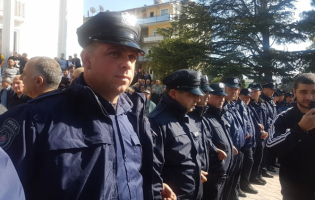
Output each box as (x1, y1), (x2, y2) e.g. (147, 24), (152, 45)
(122, 0), (185, 75)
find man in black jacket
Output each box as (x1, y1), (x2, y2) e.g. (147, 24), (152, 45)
(267, 73), (315, 200)
(7, 75), (31, 110)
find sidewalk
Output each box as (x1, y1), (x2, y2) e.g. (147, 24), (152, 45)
(240, 168), (282, 200)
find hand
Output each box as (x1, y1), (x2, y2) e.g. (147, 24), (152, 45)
(233, 146), (238, 155)
(245, 134), (250, 139)
(201, 170), (208, 183)
(298, 108), (315, 132)
(258, 123), (264, 131)
(260, 131), (269, 139)
(217, 148), (227, 160)
(162, 183), (177, 200)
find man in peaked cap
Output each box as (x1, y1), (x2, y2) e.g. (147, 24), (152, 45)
(238, 88), (262, 195)
(148, 69), (206, 200)
(0, 11), (177, 200)
(278, 92), (295, 113)
(222, 77), (249, 199)
(203, 82), (235, 200)
(247, 83), (269, 186)
(260, 82), (278, 176)
(188, 75), (213, 193)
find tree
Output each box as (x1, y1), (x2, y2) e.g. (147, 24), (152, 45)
(148, 0), (314, 82)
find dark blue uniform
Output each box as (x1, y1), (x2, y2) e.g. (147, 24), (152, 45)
(203, 104), (234, 200)
(149, 93), (203, 200)
(149, 69), (205, 200)
(0, 75), (154, 200)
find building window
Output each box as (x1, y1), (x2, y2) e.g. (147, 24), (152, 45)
(161, 9), (169, 15)
(153, 29), (157, 37)
(148, 50), (152, 54)
(150, 12), (154, 17)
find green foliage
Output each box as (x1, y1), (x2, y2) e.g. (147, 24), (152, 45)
(148, 0), (314, 82)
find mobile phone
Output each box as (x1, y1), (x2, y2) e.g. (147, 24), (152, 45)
(309, 100), (315, 109)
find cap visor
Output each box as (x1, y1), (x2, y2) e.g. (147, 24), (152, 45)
(209, 91), (227, 96)
(201, 85), (214, 92)
(225, 83), (240, 89)
(93, 39), (145, 55)
(182, 87), (205, 96)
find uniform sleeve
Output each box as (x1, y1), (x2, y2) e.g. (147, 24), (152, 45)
(0, 147), (25, 200)
(266, 113), (307, 157)
(149, 118), (165, 200)
(202, 119), (218, 156)
(0, 105), (37, 194)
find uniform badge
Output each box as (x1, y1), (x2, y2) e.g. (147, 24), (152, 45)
(234, 79), (239, 84)
(193, 131), (200, 137)
(0, 118), (20, 150)
(205, 75), (208, 82)
(197, 71), (201, 80)
(219, 83), (225, 88)
(121, 12), (137, 27)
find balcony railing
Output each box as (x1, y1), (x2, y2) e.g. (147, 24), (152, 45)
(143, 36), (164, 43)
(0, 0), (25, 18)
(137, 14), (174, 25)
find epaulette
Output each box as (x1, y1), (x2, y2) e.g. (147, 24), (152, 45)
(147, 103), (166, 118)
(27, 87), (69, 103)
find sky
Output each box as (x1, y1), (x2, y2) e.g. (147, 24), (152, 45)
(83, 0), (313, 51)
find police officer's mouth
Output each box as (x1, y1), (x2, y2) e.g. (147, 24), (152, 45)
(115, 75), (130, 81)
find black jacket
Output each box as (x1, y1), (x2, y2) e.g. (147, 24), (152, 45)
(73, 58), (81, 68)
(149, 93), (203, 200)
(0, 87), (15, 108)
(7, 93), (31, 110)
(266, 104), (315, 199)
(203, 105), (234, 176)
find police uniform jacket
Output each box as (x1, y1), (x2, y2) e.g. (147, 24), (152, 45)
(0, 74), (154, 200)
(235, 99), (252, 147)
(223, 102), (246, 151)
(188, 105), (209, 172)
(277, 101), (292, 113)
(266, 104), (315, 199)
(149, 93), (203, 200)
(260, 93), (278, 134)
(248, 99), (268, 143)
(203, 105), (234, 176)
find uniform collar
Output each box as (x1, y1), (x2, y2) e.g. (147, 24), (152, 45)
(260, 92), (273, 101)
(71, 73), (132, 116)
(206, 104), (223, 117)
(161, 93), (189, 120)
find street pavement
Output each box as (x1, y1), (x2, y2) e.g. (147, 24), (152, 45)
(240, 168), (282, 200)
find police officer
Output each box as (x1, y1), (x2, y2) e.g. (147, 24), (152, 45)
(267, 73), (315, 200)
(238, 88), (260, 194)
(203, 82), (235, 200)
(278, 92), (294, 112)
(188, 75), (213, 175)
(222, 77), (248, 200)
(0, 12), (169, 200)
(149, 69), (205, 200)
(276, 89), (286, 112)
(247, 83), (269, 185)
(260, 82), (278, 176)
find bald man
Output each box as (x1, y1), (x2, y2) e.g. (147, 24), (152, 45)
(7, 75), (31, 110)
(20, 57), (62, 98)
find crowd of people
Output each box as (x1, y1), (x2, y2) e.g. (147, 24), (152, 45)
(0, 11), (313, 200)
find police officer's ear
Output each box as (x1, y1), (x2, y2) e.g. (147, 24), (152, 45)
(293, 89), (296, 97)
(80, 50), (91, 70)
(169, 89), (177, 100)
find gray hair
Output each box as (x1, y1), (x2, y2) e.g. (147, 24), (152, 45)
(30, 57), (62, 89)
(2, 77), (12, 84)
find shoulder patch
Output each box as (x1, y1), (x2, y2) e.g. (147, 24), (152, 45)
(0, 118), (20, 150)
